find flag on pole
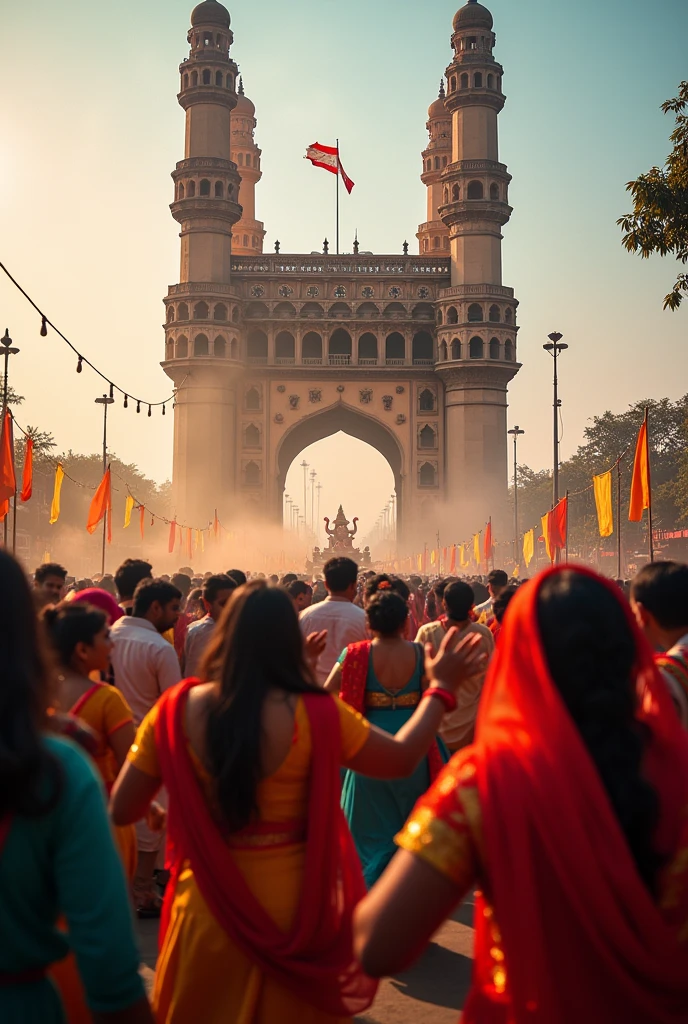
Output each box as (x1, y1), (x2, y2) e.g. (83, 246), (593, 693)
(460, 543), (468, 568)
(541, 512), (553, 563)
(484, 520), (493, 566)
(629, 410), (651, 522)
(550, 497), (568, 554)
(87, 467), (112, 543)
(0, 409), (16, 520)
(523, 528), (535, 567)
(139, 504), (146, 540)
(49, 464), (64, 525)
(593, 470), (614, 537)
(20, 437), (33, 503)
(123, 494), (135, 529)
(473, 532), (481, 565)
(305, 143), (355, 193)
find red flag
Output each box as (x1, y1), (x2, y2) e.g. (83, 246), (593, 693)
(139, 504), (145, 540)
(449, 544), (456, 573)
(168, 520), (176, 553)
(20, 437), (33, 502)
(484, 519), (493, 565)
(86, 467), (112, 543)
(0, 409), (16, 520)
(305, 143), (355, 194)
(629, 410), (651, 522)
(550, 497), (568, 552)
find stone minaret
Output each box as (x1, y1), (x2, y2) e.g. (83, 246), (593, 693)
(435, 0), (519, 535)
(163, 0), (243, 524)
(417, 82), (451, 255)
(231, 78), (265, 256)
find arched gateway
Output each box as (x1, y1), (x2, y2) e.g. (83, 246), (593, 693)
(162, 0), (521, 543)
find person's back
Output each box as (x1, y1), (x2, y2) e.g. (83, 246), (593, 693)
(299, 557), (366, 684)
(631, 561), (688, 727)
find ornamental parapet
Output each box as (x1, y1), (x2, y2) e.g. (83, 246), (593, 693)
(439, 284), (515, 299)
(444, 159), (509, 177)
(444, 90), (505, 114)
(167, 282), (242, 299)
(173, 157), (237, 175)
(170, 196), (242, 226)
(435, 361), (520, 390)
(439, 200), (512, 228)
(178, 85), (237, 112)
(229, 256), (451, 277)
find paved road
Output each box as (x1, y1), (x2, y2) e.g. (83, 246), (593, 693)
(137, 895), (474, 1022)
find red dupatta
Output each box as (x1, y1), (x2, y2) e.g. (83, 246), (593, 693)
(155, 678), (377, 1017)
(471, 565), (688, 1024)
(340, 640), (445, 782)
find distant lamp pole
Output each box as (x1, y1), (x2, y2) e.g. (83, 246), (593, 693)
(316, 482), (322, 540)
(543, 332), (568, 506)
(293, 505), (299, 536)
(95, 393), (115, 574)
(1, 329), (20, 552)
(390, 493), (396, 537)
(309, 468), (316, 533)
(285, 493), (291, 531)
(300, 460), (309, 525)
(507, 426), (525, 566)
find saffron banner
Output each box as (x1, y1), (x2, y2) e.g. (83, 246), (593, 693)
(593, 470), (614, 538)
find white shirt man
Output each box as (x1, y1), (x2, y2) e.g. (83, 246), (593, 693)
(299, 557), (367, 685)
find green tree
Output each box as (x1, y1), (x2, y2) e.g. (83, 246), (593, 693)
(0, 375), (24, 406)
(618, 81), (688, 310)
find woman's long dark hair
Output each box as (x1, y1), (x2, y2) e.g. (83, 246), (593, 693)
(538, 570), (661, 891)
(0, 551), (61, 818)
(201, 580), (322, 832)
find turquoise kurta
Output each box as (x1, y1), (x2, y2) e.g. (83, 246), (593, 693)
(0, 736), (145, 1022)
(340, 644), (448, 888)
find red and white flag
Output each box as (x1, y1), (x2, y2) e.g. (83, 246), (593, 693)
(305, 142), (355, 194)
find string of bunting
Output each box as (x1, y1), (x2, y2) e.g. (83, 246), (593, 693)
(0, 260), (185, 415)
(1, 411), (231, 555)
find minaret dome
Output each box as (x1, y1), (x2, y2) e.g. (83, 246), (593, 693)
(191, 0), (230, 27)
(453, 0), (493, 31)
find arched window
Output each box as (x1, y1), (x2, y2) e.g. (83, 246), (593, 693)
(487, 74), (494, 89)
(194, 333), (209, 356)
(244, 424), (260, 448)
(505, 340), (515, 361)
(243, 234), (248, 247)
(489, 304), (500, 322)
(469, 336), (484, 359)
(450, 76), (457, 92)
(232, 306), (240, 322)
(214, 335), (226, 358)
(436, 309), (443, 325)
(433, 236), (440, 249)
(226, 73), (233, 88)
(443, 187), (449, 204)
(490, 183), (499, 201)
(467, 180), (484, 199)
(178, 182), (185, 200)
(165, 338), (174, 360)
(358, 333), (378, 361)
(447, 306), (458, 325)
(468, 36), (477, 49)
(302, 332), (322, 360)
(443, 236), (449, 249)
(166, 306), (175, 323)
(177, 302), (189, 320)
(452, 184), (460, 202)
(245, 387), (260, 411)
(215, 70), (223, 86)
(419, 388), (435, 413)
(440, 340), (447, 361)
(460, 73), (468, 89)
(216, 33), (222, 46)
(275, 331), (295, 360)
(193, 301), (209, 320)
(412, 331), (434, 363)
(451, 337), (461, 360)
(385, 332), (405, 361)
(329, 328), (351, 360)
(434, 156), (440, 170)
(200, 179), (210, 196)
(467, 302), (483, 322)
(202, 69), (211, 85)
(489, 337), (500, 360)
(505, 308), (513, 324)
(247, 329), (268, 360)
(423, 238), (429, 252)
(474, 72), (483, 88)
(191, 71), (198, 87)
(230, 338), (238, 359)
(238, 153), (243, 166)
(214, 303), (227, 321)
(245, 461), (260, 486)
(187, 180), (196, 197)
(419, 462), (437, 487)
(176, 335), (188, 358)
(419, 425), (436, 449)
(215, 181), (224, 197)
(183, 73), (189, 89)
(442, 155), (448, 167)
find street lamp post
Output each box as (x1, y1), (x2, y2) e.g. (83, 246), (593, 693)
(507, 426), (525, 566)
(309, 469), (316, 533)
(316, 482), (322, 540)
(293, 505), (299, 536)
(300, 460), (309, 525)
(543, 332), (568, 507)
(285, 494), (291, 532)
(1, 329), (20, 552)
(94, 394), (115, 574)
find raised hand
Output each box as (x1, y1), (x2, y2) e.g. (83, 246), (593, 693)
(424, 629), (486, 694)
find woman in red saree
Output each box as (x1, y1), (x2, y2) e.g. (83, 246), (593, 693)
(111, 580), (485, 1023)
(354, 565), (688, 1023)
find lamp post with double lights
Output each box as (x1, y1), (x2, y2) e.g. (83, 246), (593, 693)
(507, 425), (525, 567)
(300, 460), (309, 523)
(94, 393), (115, 574)
(543, 332), (568, 507)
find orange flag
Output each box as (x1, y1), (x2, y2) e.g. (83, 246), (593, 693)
(86, 466), (112, 542)
(186, 528), (193, 559)
(483, 519), (493, 565)
(20, 437), (33, 502)
(629, 409), (651, 522)
(139, 504), (145, 540)
(0, 409), (16, 520)
(168, 521), (176, 553)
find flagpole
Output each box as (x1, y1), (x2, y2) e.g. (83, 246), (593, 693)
(616, 457), (622, 579)
(336, 138), (340, 255)
(564, 491), (569, 562)
(645, 406), (654, 563)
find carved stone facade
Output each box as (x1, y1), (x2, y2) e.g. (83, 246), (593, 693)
(163, 0), (519, 540)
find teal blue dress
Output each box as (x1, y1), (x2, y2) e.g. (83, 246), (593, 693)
(340, 644), (448, 888)
(0, 736), (145, 1023)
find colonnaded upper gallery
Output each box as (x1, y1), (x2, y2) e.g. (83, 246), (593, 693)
(162, 0), (520, 541)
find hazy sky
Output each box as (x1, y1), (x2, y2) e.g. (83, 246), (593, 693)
(1, 0), (686, 540)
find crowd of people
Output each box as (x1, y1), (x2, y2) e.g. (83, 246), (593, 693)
(2, 548), (688, 1022)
